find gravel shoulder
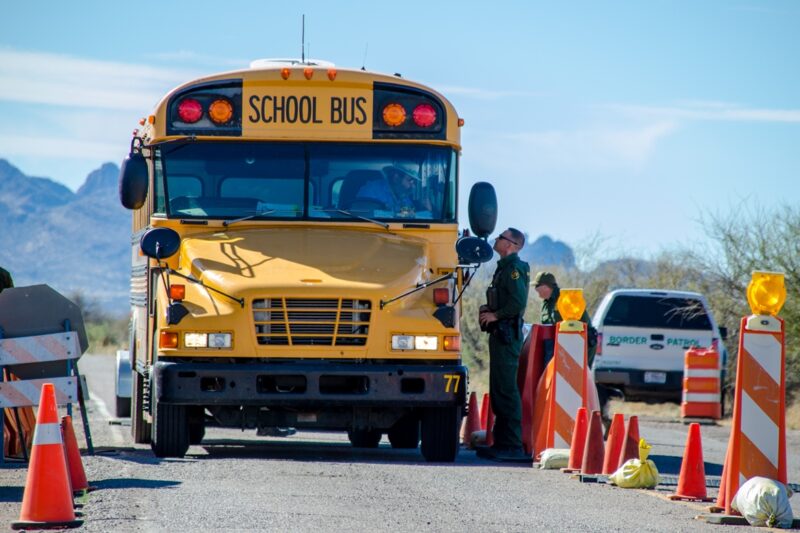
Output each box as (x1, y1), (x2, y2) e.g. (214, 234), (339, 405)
(2, 354), (799, 531)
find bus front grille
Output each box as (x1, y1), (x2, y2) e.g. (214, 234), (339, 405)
(253, 298), (371, 346)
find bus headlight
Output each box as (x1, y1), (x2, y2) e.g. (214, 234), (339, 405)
(414, 336), (438, 350)
(392, 335), (415, 350)
(391, 335), (438, 351)
(208, 333), (232, 348)
(184, 333), (208, 348)
(184, 332), (232, 348)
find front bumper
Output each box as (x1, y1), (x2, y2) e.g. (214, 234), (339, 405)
(152, 360), (468, 408)
(594, 368), (684, 399)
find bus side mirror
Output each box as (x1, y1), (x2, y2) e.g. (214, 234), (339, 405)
(719, 326), (728, 340)
(455, 235), (493, 264)
(140, 227), (181, 260)
(119, 153), (149, 210)
(467, 182), (497, 239)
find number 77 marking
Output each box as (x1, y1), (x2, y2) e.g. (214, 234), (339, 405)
(444, 373), (461, 393)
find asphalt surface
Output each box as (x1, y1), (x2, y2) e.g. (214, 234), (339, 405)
(2, 353), (800, 531)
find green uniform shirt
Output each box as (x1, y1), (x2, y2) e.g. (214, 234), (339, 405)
(490, 252), (530, 320)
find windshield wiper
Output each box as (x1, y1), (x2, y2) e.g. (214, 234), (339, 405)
(335, 209), (390, 230)
(223, 209), (276, 227)
(154, 135), (197, 155)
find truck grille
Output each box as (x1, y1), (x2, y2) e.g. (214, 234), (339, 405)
(253, 298), (371, 346)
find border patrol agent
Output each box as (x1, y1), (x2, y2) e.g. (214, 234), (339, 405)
(534, 271), (597, 367)
(0, 267), (13, 294)
(477, 228), (530, 462)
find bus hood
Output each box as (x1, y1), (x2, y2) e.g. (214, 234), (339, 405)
(178, 228), (429, 298)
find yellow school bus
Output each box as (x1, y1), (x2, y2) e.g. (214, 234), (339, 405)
(118, 58), (497, 461)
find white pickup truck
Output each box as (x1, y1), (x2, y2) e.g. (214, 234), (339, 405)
(592, 289), (727, 406)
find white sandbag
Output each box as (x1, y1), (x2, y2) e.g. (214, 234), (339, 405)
(538, 448), (570, 470)
(470, 430), (487, 448)
(731, 477), (793, 528)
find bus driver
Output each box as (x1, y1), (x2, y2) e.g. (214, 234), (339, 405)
(356, 165), (429, 216)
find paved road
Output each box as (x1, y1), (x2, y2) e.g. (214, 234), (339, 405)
(2, 353), (799, 531)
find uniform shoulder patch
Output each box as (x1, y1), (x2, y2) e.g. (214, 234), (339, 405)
(511, 270), (520, 280)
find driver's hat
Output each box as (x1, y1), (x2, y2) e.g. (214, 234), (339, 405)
(383, 165), (420, 181)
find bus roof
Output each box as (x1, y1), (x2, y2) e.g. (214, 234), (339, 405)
(140, 60), (461, 147)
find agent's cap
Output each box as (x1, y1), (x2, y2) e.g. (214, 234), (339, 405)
(383, 165), (420, 181)
(533, 271), (557, 288)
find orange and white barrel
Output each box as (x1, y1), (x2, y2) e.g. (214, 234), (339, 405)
(680, 348), (721, 419)
(550, 322), (588, 449)
(533, 321), (601, 457)
(719, 314), (786, 514)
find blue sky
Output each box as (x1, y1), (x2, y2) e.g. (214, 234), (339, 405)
(2, 1), (798, 261)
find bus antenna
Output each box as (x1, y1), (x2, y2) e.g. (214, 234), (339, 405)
(301, 14), (306, 63)
(361, 43), (368, 71)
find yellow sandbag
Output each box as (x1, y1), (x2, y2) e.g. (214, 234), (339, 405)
(608, 438), (659, 489)
(538, 448), (570, 470)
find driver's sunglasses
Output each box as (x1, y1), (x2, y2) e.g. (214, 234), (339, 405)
(496, 235), (519, 246)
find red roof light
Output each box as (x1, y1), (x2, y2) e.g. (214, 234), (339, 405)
(177, 98), (203, 123)
(412, 103), (437, 127)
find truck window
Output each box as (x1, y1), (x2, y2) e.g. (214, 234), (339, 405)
(603, 296), (712, 330)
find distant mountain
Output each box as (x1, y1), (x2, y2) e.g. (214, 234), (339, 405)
(0, 159), (129, 312)
(519, 235), (576, 270)
(0, 160), (74, 217)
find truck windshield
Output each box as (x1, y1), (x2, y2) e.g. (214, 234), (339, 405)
(603, 296), (712, 330)
(154, 142), (457, 223)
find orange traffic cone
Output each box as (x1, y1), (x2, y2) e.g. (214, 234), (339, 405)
(563, 407), (588, 473)
(61, 416), (91, 495)
(480, 393), (490, 430)
(580, 411), (605, 475)
(670, 423), (712, 501)
(461, 392), (481, 447)
(11, 383), (83, 530)
(711, 444), (732, 512)
(602, 413), (625, 474)
(617, 415), (640, 469)
(485, 399), (495, 447)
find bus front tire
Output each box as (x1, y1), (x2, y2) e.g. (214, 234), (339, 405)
(150, 396), (190, 458)
(421, 406), (461, 462)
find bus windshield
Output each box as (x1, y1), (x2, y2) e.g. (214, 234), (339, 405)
(154, 142), (457, 223)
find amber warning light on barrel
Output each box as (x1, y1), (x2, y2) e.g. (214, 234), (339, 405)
(747, 271), (786, 316)
(557, 289), (586, 322)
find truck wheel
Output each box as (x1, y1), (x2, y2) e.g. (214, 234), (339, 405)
(188, 407), (206, 445)
(421, 406), (461, 462)
(720, 385), (732, 418)
(347, 429), (382, 448)
(150, 395), (190, 458)
(115, 396), (132, 419)
(388, 414), (420, 449)
(131, 369), (151, 444)
(114, 351), (132, 418)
